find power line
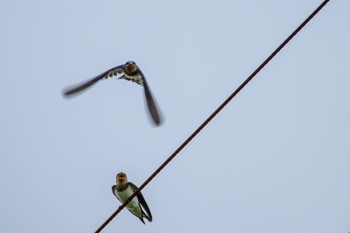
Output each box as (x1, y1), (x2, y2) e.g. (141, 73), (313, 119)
(95, 0), (330, 232)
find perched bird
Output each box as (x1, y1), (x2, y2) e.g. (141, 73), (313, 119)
(63, 61), (161, 125)
(112, 172), (152, 224)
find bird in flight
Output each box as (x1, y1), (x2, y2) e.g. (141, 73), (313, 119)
(63, 61), (161, 125)
(112, 172), (152, 224)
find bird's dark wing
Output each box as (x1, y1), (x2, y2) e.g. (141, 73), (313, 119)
(129, 182), (152, 222)
(111, 185), (121, 201)
(139, 72), (161, 125)
(63, 65), (124, 96)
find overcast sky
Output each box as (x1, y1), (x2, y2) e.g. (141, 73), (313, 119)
(1, 0), (349, 233)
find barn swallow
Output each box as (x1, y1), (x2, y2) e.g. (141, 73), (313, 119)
(63, 61), (161, 125)
(112, 172), (152, 224)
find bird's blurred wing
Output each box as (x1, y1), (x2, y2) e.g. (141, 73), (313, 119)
(63, 65), (124, 96)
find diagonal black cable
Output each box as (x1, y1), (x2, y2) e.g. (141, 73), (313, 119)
(95, 0), (330, 232)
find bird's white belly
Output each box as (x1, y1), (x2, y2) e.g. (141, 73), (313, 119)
(124, 74), (144, 85)
(117, 187), (139, 208)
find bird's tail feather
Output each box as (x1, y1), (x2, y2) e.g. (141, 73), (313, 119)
(143, 211), (152, 222)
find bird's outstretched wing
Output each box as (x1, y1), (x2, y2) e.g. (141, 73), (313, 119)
(63, 66), (124, 96)
(129, 182), (152, 222)
(139, 72), (161, 125)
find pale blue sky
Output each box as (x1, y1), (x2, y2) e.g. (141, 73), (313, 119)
(1, 0), (349, 232)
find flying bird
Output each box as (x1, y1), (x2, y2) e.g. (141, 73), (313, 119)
(63, 61), (161, 125)
(112, 172), (152, 224)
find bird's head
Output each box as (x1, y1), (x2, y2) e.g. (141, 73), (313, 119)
(124, 61), (138, 75)
(116, 172), (128, 186)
